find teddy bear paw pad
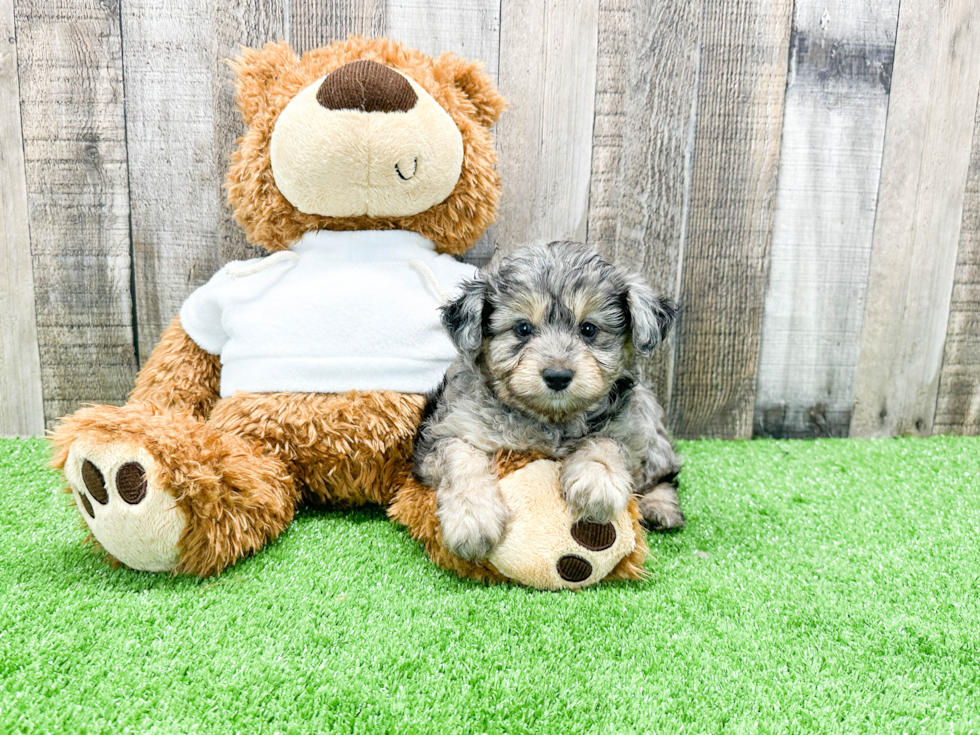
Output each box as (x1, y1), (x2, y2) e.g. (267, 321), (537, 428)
(64, 442), (185, 572)
(556, 554), (593, 582)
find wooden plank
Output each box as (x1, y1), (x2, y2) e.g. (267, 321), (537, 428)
(386, 0), (501, 266)
(753, 0), (899, 439)
(494, 0), (600, 252)
(934, 95), (980, 435)
(0, 0), (44, 436)
(668, 0), (792, 439)
(14, 0), (137, 426)
(585, 0), (702, 418)
(212, 0), (287, 265)
(385, 0), (499, 79)
(121, 0), (224, 362)
(289, 0), (385, 55)
(850, 0), (980, 437)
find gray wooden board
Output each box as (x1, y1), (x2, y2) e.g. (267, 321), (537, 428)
(669, 0), (792, 439)
(494, 0), (600, 253)
(14, 0), (137, 426)
(586, 0), (702, 415)
(934, 94), (980, 434)
(753, 0), (899, 438)
(385, 0), (501, 266)
(0, 0), (44, 436)
(212, 0), (286, 265)
(850, 0), (980, 437)
(289, 0), (385, 55)
(122, 0), (225, 362)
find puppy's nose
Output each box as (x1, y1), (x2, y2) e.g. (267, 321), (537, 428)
(542, 367), (574, 392)
(316, 60), (418, 113)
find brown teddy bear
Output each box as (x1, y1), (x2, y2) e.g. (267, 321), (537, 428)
(51, 37), (506, 578)
(51, 37), (651, 588)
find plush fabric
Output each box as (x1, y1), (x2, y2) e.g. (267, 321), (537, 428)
(227, 38), (507, 255)
(487, 460), (643, 590)
(271, 74), (464, 218)
(179, 229), (476, 396)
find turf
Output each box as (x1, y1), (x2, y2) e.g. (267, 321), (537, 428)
(1, 436), (978, 734)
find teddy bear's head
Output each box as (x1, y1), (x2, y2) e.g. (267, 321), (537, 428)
(227, 37), (506, 256)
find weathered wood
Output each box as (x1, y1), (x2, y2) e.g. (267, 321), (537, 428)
(934, 95), (980, 435)
(753, 0), (899, 439)
(289, 0), (385, 55)
(14, 0), (137, 426)
(386, 0), (501, 266)
(386, 0), (498, 78)
(850, 0), (980, 437)
(494, 0), (600, 252)
(0, 0), (44, 436)
(586, 0), (702, 416)
(212, 0), (286, 265)
(669, 0), (792, 439)
(121, 0), (227, 362)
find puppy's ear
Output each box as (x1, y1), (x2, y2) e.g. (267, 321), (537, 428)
(441, 278), (486, 356)
(625, 277), (677, 356)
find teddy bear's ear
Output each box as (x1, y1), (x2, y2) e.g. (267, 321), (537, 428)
(228, 41), (300, 126)
(435, 53), (507, 129)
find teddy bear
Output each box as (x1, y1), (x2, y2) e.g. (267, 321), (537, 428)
(51, 37), (507, 578)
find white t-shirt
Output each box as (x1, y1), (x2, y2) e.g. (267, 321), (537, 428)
(179, 229), (477, 397)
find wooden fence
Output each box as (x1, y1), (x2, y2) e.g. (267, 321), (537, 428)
(1, 0), (979, 440)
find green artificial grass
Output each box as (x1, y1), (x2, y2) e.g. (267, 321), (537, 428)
(1, 436), (978, 734)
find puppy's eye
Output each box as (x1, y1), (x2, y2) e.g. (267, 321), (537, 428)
(514, 322), (534, 338)
(579, 322), (599, 339)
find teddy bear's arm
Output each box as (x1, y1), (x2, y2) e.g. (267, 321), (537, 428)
(128, 316), (221, 419)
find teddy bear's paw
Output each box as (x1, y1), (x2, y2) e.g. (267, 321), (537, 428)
(559, 449), (634, 524)
(487, 460), (642, 590)
(639, 482), (685, 531)
(63, 439), (186, 572)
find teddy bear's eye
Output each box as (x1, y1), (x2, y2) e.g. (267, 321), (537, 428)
(579, 322), (599, 339)
(514, 322), (534, 338)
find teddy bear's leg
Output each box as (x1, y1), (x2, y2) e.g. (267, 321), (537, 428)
(52, 317), (298, 577)
(204, 390), (426, 508)
(53, 402), (298, 577)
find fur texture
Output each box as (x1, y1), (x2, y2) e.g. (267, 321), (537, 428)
(414, 241), (684, 561)
(51, 321), (427, 577)
(227, 37), (506, 255)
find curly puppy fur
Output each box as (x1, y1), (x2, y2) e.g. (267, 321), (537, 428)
(413, 241), (684, 560)
(228, 36), (506, 255)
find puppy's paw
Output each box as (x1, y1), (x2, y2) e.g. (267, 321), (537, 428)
(560, 440), (633, 523)
(437, 478), (509, 561)
(639, 482), (685, 531)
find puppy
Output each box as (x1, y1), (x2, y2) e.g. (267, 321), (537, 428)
(413, 241), (684, 561)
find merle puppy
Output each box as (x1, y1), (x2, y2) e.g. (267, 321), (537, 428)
(413, 241), (684, 561)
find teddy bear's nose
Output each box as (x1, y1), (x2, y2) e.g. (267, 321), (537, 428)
(316, 59), (418, 113)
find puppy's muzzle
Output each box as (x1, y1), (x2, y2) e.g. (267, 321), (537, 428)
(542, 367), (574, 392)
